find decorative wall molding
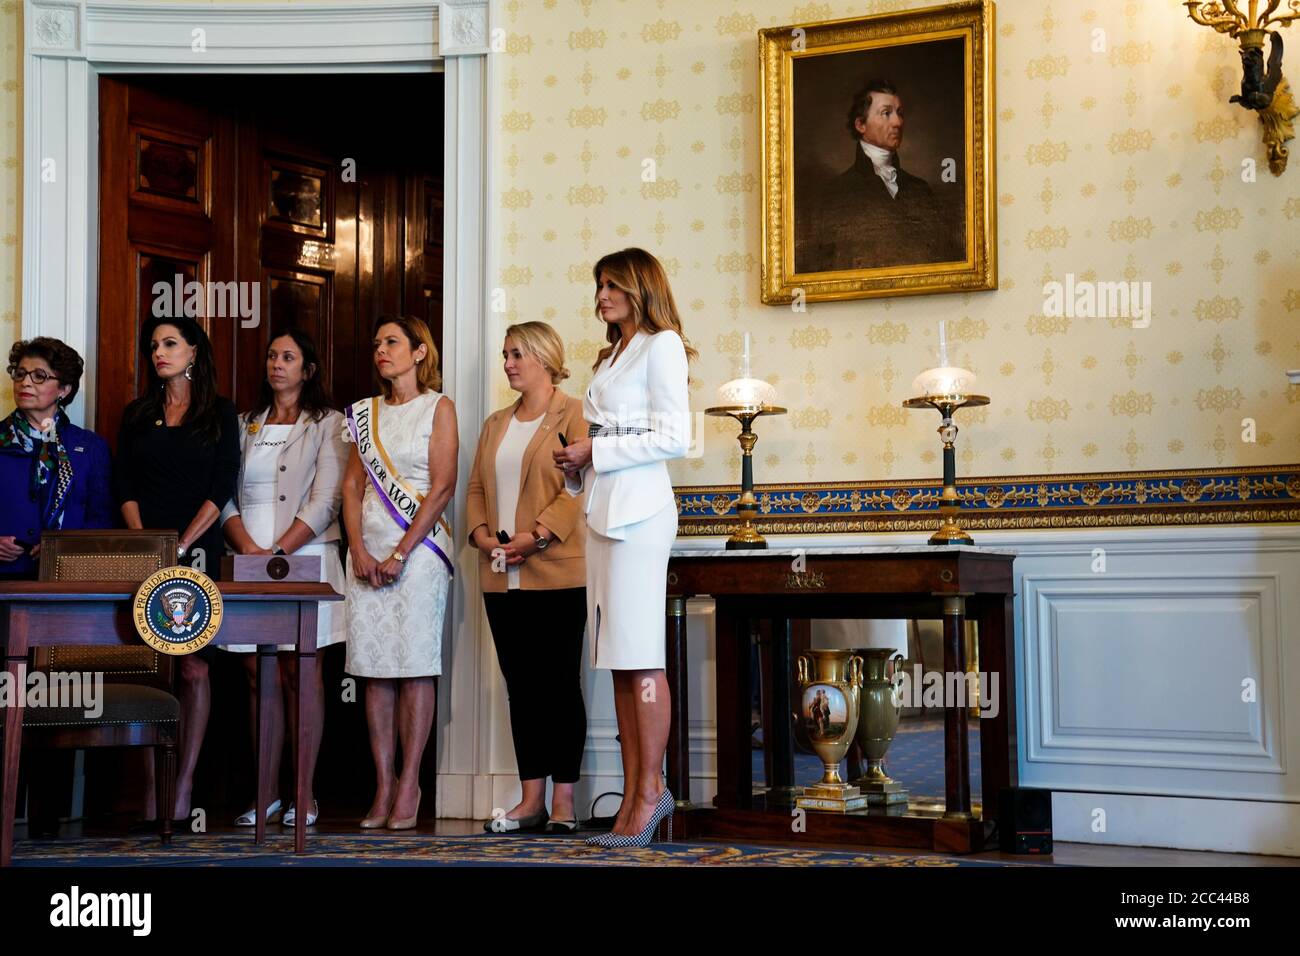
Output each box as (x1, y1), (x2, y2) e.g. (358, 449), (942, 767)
(1025, 574), (1281, 773)
(1051, 791), (1300, 856)
(438, 0), (489, 56)
(1011, 527), (1300, 823)
(77, 0), (442, 68)
(674, 464), (1300, 535)
(27, 0), (83, 56)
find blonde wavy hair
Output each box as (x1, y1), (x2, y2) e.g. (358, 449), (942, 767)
(373, 314), (441, 395)
(591, 247), (698, 370)
(504, 321), (570, 385)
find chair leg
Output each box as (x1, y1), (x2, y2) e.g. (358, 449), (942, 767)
(158, 741), (176, 845)
(25, 747), (67, 838)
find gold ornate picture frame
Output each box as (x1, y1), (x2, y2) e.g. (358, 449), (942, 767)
(759, 0), (997, 304)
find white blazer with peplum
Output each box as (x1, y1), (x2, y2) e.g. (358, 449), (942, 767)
(566, 328), (690, 539)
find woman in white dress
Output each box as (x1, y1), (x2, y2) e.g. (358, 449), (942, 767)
(221, 328), (347, 828)
(553, 248), (696, 848)
(341, 315), (457, 830)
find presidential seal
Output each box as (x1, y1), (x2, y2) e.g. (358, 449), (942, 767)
(132, 565), (224, 656)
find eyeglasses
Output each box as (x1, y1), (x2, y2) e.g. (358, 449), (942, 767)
(7, 366), (59, 385)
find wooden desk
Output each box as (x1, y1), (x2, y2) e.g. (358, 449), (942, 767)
(664, 545), (1016, 853)
(0, 580), (343, 866)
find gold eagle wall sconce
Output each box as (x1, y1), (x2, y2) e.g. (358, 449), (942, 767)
(1183, 1), (1300, 175)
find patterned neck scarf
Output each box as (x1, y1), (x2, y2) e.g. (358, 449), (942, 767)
(0, 407), (74, 529)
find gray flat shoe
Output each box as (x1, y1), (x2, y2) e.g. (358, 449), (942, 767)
(483, 809), (549, 833)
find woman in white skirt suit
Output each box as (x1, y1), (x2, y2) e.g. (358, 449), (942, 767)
(554, 247), (696, 848)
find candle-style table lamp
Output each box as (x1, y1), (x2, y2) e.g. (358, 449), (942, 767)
(706, 333), (786, 550)
(903, 321), (989, 546)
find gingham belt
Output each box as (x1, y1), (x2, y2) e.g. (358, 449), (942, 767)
(588, 424), (651, 438)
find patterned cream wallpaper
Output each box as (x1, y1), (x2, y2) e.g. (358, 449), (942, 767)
(490, 0), (1300, 488)
(2, 1), (1298, 489)
(0, 2), (19, 393)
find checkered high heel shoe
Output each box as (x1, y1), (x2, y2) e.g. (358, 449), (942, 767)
(595, 789), (675, 850)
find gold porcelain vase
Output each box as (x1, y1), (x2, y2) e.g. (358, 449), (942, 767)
(794, 650), (868, 813)
(850, 649), (909, 806)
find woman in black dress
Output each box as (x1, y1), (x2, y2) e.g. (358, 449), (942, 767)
(115, 315), (240, 821)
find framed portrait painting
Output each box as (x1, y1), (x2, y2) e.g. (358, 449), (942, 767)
(759, 0), (997, 304)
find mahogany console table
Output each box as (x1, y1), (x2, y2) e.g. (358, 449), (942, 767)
(0, 580), (343, 866)
(664, 545), (1017, 853)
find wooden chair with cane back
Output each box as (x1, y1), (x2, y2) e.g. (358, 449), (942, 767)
(23, 529), (181, 844)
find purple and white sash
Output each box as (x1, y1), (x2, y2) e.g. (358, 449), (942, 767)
(345, 396), (453, 575)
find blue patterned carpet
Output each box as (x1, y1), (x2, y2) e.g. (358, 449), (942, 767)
(12, 720), (994, 867)
(755, 717), (981, 797)
(10, 832), (1009, 867)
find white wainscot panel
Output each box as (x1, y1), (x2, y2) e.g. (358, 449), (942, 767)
(1029, 576), (1279, 770)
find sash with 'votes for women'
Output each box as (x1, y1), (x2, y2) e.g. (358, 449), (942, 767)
(345, 396), (454, 575)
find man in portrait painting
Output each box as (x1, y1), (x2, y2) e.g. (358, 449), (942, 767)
(797, 79), (965, 273)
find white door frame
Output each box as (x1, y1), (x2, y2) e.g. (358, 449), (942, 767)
(22, 0), (496, 816)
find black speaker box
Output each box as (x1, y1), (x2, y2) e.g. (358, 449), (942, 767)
(998, 787), (1053, 854)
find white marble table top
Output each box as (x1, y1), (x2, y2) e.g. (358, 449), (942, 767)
(669, 544), (1017, 558)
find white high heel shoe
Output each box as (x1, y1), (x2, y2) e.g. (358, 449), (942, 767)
(282, 800), (319, 827)
(234, 798), (282, 827)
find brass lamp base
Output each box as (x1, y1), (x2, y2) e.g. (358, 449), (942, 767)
(727, 490), (767, 550)
(902, 394), (989, 548)
(929, 515), (974, 547)
(706, 404), (787, 551)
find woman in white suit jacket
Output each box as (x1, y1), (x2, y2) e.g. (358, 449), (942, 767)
(554, 248), (696, 848)
(220, 329), (348, 828)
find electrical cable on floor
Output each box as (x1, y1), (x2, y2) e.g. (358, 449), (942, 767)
(587, 791), (622, 828)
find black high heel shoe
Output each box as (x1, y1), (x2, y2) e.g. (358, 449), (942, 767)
(595, 789), (674, 849)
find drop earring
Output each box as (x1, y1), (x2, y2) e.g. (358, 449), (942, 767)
(184, 363), (194, 380)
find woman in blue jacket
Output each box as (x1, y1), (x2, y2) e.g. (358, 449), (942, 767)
(0, 337), (112, 579)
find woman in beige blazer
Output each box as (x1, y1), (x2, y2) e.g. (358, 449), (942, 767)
(220, 328), (347, 828)
(467, 321), (588, 834)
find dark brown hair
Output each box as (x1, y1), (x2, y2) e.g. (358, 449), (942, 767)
(128, 315), (223, 444)
(7, 337), (85, 407)
(245, 327), (333, 423)
(846, 79), (899, 139)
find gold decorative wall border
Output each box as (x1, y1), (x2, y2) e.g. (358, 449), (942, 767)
(674, 464), (1300, 536)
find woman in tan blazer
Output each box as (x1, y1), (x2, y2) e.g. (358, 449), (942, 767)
(467, 321), (588, 834)
(220, 328), (347, 828)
